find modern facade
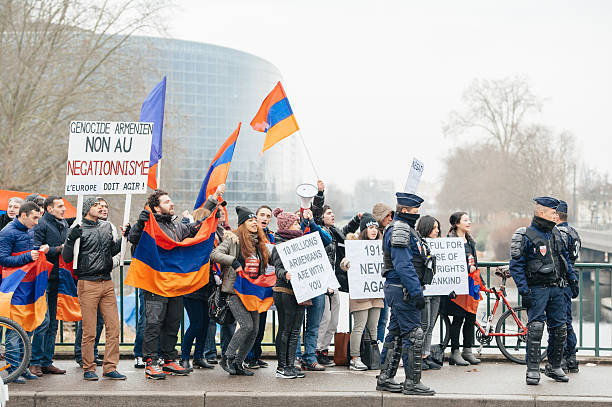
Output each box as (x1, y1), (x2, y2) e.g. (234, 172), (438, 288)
(130, 36), (306, 218)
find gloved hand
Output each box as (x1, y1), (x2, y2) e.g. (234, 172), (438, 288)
(67, 225), (82, 241)
(413, 294), (426, 310)
(122, 223), (131, 237)
(448, 290), (457, 300)
(521, 290), (534, 309)
(570, 280), (579, 299)
(138, 210), (150, 224)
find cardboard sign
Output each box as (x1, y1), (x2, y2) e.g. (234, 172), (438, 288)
(65, 120), (153, 195)
(404, 158), (424, 194)
(423, 237), (468, 296)
(276, 233), (334, 303)
(345, 240), (385, 299)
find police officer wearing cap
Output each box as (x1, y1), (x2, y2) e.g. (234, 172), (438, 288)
(509, 197), (576, 385)
(553, 200), (581, 373)
(376, 193), (434, 396)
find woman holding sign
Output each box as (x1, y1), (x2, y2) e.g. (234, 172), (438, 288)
(340, 213), (384, 371)
(210, 206), (270, 376)
(441, 212), (485, 366)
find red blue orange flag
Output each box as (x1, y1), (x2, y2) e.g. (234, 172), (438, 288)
(193, 123), (241, 210)
(56, 258), (81, 322)
(251, 81), (299, 153)
(124, 209), (218, 297)
(0, 253), (51, 332)
(140, 76), (167, 190)
(233, 269), (275, 313)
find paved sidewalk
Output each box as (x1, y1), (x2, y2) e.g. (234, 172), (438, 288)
(7, 359), (612, 406)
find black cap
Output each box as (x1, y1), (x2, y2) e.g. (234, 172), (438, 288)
(236, 206), (256, 226)
(359, 212), (379, 232)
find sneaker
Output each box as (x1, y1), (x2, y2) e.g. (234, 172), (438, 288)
(83, 371), (99, 381)
(349, 357), (368, 371)
(317, 350), (336, 367)
(21, 369), (38, 380)
(94, 357), (104, 367)
(424, 355), (442, 370)
(244, 360), (260, 369)
(103, 370), (127, 380)
(275, 367), (297, 379)
(206, 358), (219, 365)
(134, 357), (145, 369)
(145, 358), (166, 380)
(290, 366), (305, 378)
(256, 359), (269, 368)
(11, 376), (26, 384)
(163, 359), (191, 376)
(180, 359), (193, 371)
(76, 360), (84, 368)
(422, 359), (430, 370)
(301, 361), (326, 371)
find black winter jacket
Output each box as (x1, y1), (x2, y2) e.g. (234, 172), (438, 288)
(62, 218), (121, 280)
(33, 212), (68, 280)
(0, 214), (13, 231)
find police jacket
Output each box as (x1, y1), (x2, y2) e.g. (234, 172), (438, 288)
(62, 218), (121, 280)
(33, 212), (68, 280)
(509, 216), (576, 295)
(556, 222), (581, 266)
(382, 213), (423, 298)
(0, 217), (35, 268)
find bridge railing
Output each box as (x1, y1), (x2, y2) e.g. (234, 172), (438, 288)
(55, 261), (612, 357)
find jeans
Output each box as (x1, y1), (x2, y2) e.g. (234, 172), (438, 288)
(246, 311), (267, 362)
(377, 298), (389, 343)
(6, 330), (34, 375)
(204, 320), (235, 359)
(274, 292), (305, 369)
(75, 307), (104, 362)
(32, 281), (59, 367)
(226, 295), (259, 364)
(421, 296), (441, 356)
(133, 288), (146, 358)
(29, 306), (50, 366)
(296, 293), (325, 364)
(181, 297), (210, 360)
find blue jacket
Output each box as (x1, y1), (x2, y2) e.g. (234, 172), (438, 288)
(300, 219), (332, 247)
(510, 220), (576, 295)
(383, 216), (422, 298)
(0, 217), (35, 268)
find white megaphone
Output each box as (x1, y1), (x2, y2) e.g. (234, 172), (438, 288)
(296, 183), (318, 209)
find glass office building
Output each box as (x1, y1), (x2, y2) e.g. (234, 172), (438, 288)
(131, 37), (306, 217)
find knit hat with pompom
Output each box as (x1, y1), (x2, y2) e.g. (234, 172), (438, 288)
(274, 208), (300, 232)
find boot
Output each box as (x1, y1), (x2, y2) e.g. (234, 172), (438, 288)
(401, 328), (435, 396)
(461, 347), (481, 365)
(376, 335), (403, 393)
(566, 353), (579, 373)
(233, 360), (254, 376)
(221, 355), (236, 375)
(526, 321), (543, 385)
(449, 349), (469, 366)
(193, 358), (214, 369)
(544, 325), (569, 383)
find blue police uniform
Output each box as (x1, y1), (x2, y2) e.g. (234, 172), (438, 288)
(509, 197), (575, 385)
(376, 193), (434, 396)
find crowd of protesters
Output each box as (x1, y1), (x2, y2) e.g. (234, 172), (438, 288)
(0, 183), (580, 393)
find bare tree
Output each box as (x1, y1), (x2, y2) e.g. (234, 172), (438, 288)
(0, 0), (170, 192)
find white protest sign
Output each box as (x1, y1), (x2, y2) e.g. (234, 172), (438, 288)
(65, 120), (153, 195)
(423, 237), (468, 296)
(276, 233), (334, 304)
(404, 158), (424, 193)
(345, 240), (385, 299)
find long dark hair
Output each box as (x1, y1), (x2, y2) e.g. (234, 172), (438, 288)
(358, 228), (381, 240)
(416, 215), (440, 238)
(448, 211), (474, 243)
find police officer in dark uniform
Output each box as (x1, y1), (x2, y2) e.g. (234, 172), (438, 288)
(509, 197), (576, 385)
(553, 200), (581, 373)
(376, 192), (434, 396)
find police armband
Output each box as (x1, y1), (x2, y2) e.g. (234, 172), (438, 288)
(510, 227), (526, 260)
(391, 221), (411, 248)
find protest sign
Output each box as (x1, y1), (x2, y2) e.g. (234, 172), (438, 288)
(404, 158), (424, 193)
(345, 240), (385, 299)
(276, 233), (334, 304)
(65, 120), (153, 195)
(423, 237), (468, 296)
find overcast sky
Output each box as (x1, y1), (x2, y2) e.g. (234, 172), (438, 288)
(165, 0), (611, 194)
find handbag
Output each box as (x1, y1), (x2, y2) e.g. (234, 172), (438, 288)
(360, 327), (381, 370)
(333, 332), (350, 366)
(208, 286), (235, 325)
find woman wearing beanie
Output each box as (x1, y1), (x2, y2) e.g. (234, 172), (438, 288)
(416, 215), (443, 371)
(339, 213), (384, 371)
(270, 208), (331, 379)
(440, 211), (484, 366)
(210, 206), (269, 376)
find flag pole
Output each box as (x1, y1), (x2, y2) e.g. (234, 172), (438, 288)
(156, 158), (162, 189)
(298, 132), (320, 180)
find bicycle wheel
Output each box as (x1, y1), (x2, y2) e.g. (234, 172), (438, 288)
(440, 314), (451, 349)
(495, 306), (528, 364)
(0, 316), (31, 383)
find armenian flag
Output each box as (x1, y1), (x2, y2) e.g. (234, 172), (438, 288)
(233, 268), (276, 313)
(0, 253), (51, 332)
(193, 123), (240, 210)
(452, 269), (486, 314)
(251, 81), (299, 153)
(125, 209), (218, 297)
(0, 189), (77, 218)
(140, 76), (167, 190)
(56, 258), (81, 322)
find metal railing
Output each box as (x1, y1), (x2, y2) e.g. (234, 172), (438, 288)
(56, 261), (612, 357)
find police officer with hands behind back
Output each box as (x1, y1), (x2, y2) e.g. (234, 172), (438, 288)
(510, 197), (576, 386)
(376, 192), (434, 396)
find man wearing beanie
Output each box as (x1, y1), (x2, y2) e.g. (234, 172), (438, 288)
(62, 196), (125, 381)
(376, 193), (434, 396)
